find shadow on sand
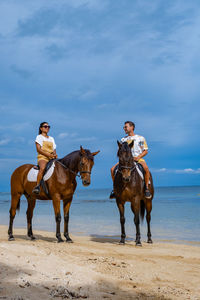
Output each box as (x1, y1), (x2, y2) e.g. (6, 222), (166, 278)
(10, 232), (134, 245)
(13, 233), (57, 243)
(0, 261), (169, 300)
(90, 234), (134, 244)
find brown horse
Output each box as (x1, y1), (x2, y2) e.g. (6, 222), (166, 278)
(8, 146), (100, 242)
(114, 141), (154, 246)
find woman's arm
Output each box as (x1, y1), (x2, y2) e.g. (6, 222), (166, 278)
(35, 143), (54, 159)
(52, 149), (58, 159)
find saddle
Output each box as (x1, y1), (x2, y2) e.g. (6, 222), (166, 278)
(27, 159), (56, 197)
(40, 159), (55, 197)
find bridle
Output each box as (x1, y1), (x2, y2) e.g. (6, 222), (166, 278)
(118, 163), (136, 174)
(56, 157), (92, 177)
(79, 160), (91, 176)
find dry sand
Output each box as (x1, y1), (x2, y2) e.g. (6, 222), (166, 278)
(0, 225), (200, 300)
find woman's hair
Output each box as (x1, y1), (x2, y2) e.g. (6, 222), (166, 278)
(39, 122), (48, 134)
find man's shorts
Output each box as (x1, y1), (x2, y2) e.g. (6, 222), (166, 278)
(138, 158), (145, 163)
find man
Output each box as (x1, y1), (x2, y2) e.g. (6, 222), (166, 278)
(110, 121), (152, 199)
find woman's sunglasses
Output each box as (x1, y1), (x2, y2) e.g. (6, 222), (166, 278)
(42, 125), (50, 129)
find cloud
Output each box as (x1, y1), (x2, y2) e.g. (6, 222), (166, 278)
(45, 44), (68, 61)
(175, 168), (200, 174)
(0, 0), (200, 189)
(0, 122), (31, 132)
(58, 132), (78, 139)
(97, 103), (109, 109)
(58, 132), (69, 139)
(74, 137), (96, 142)
(152, 168), (200, 175)
(79, 90), (97, 101)
(17, 8), (59, 37)
(11, 65), (33, 79)
(0, 139), (10, 146)
(153, 168), (167, 173)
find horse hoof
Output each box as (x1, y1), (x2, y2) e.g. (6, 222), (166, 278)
(57, 238), (64, 243)
(147, 239), (153, 244)
(8, 235), (15, 241)
(30, 236), (36, 240)
(119, 241), (125, 245)
(66, 238), (73, 243)
(136, 242), (142, 247)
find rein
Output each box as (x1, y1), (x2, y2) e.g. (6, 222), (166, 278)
(56, 160), (91, 177)
(56, 160), (81, 177)
(118, 163), (136, 173)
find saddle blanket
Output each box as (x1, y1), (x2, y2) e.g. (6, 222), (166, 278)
(136, 165), (151, 184)
(136, 164), (144, 180)
(27, 162), (55, 182)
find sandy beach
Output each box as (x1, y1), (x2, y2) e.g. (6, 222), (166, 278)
(0, 225), (199, 300)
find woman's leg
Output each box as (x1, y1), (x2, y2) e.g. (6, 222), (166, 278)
(37, 160), (48, 185)
(32, 160), (48, 194)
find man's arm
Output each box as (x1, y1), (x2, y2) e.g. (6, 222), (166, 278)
(134, 150), (148, 161)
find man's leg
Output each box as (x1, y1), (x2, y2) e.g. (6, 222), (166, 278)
(32, 160), (48, 194)
(138, 160), (151, 198)
(110, 163), (119, 182)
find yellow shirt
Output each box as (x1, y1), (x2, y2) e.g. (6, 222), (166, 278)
(35, 134), (56, 162)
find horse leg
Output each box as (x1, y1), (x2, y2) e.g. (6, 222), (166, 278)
(52, 195), (63, 243)
(146, 199), (153, 243)
(8, 192), (21, 241)
(63, 198), (73, 243)
(26, 196), (36, 240)
(131, 200), (142, 246)
(116, 200), (126, 244)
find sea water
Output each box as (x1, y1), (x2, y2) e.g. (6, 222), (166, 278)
(0, 186), (200, 244)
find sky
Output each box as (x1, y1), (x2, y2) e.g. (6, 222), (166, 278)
(0, 0), (200, 191)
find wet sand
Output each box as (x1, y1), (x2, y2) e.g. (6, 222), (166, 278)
(0, 225), (200, 299)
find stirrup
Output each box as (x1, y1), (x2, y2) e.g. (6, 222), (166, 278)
(109, 190), (116, 199)
(144, 188), (151, 199)
(32, 185), (40, 195)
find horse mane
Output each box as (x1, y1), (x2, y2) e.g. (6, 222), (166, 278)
(58, 149), (94, 168)
(117, 142), (132, 157)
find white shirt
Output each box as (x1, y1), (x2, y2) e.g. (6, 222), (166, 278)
(35, 135), (56, 150)
(121, 134), (148, 157)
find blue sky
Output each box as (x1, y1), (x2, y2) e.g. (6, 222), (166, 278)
(0, 0), (200, 191)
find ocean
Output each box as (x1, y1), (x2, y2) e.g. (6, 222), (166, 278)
(0, 186), (200, 244)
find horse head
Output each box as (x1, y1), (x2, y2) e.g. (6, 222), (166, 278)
(79, 146), (100, 186)
(117, 140), (134, 183)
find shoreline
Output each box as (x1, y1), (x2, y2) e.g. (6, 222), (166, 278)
(0, 225), (200, 299)
(1, 223), (200, 247)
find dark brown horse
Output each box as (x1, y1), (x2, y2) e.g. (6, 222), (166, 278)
(114, 141), (154, 246)
(8, 146), (99, 242)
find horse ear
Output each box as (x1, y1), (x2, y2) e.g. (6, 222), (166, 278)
(117, 140), (122, 148)
(91, 150), (100, 156)
(80, 145), (86, 155)
(129, 140), (134, 148)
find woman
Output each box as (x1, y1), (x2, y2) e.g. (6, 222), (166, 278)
(32, 122), (57, 194)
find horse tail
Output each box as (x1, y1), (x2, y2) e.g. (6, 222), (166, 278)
(140, 199), (145, 222)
